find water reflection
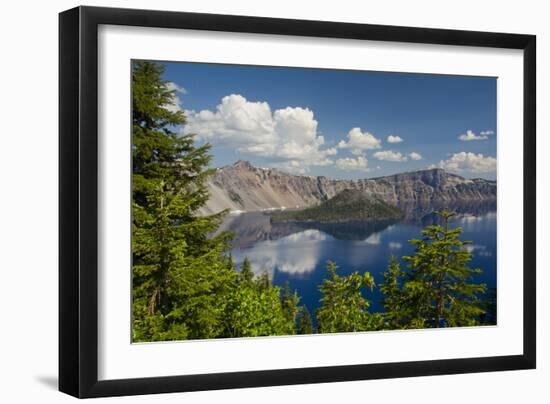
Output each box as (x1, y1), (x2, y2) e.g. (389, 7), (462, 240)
(388, 241), (403, 249)
(231, 229), (330, 277)
(363, 233), (381, 245)
(217, 212), (302, 248)
(222, 200), (497, 314)
(219, 200), (496, 248)
(398, 200), (495, 226)
(302, 220), (396, 241)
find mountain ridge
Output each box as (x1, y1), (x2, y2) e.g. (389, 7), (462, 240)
(201, 160), (496, 214)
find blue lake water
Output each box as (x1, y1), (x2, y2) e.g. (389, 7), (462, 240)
(219, 201), (497, 316)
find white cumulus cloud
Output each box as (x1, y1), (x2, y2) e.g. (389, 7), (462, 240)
(164, 82), (188, 113)
(480, 130), (495, 136)
(373, 150), (408, 162)
(166, 81), (187, 94)
(439, 152), (496, 173)
(183, 94), (337, 173)
(335, 156), (369, 171)
(337, 128), (382, 155)
(387, 135), (403, 143)
(458, 130), (488, 141)
(408, 152), (422, 161)
(270, 159), (333, 175)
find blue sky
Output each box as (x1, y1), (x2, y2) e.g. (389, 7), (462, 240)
(161, 61), (497, 180)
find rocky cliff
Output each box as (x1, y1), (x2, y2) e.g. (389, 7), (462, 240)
(201, 160), (496, 214)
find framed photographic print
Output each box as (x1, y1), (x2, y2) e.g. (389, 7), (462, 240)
(59, 6), (536, 398)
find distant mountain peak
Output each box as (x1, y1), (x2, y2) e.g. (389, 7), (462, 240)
(373, 167), (446, 177)
(201, 160), (496, 215)
(228, 161), (458, 180)
(419, 167), (445, 174)
(232, 160), (254, 169)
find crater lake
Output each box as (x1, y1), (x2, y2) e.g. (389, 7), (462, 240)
(218, 201), (497, 318)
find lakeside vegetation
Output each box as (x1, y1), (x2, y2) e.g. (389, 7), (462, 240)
(270, 189), (403, 223)
(131, 61), (494, 342)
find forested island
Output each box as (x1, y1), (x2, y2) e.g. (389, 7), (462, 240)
(131, 61), (494, 342)
(270, 189), (403, 223)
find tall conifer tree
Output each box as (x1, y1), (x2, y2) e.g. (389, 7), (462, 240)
(131, 61), (234, 341)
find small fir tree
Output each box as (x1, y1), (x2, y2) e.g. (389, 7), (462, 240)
(224, 271), (297, 337)
(281, 282), (300, 334)
(296, 305), (314, 335)
(401, 209), (487, 328)
(380, 256), (406, 329)
(317, 261), (382, 333)
(239, 257), (254, 285)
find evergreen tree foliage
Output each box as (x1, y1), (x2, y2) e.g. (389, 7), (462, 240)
(281, 282), (300, 333)
(296, 305), (314, 335)
(256, 271), (272, 291)
(224, 271), (297, 337)
(239, 256), (254, 285)
(131, 61), (234, 341)
(271, 189), (402, 223)
(399, 209), (487, 328)
(380, 256), (406, 329)
(317, 261), (383, 333)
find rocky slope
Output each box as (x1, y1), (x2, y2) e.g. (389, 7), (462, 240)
(201, 160), (496, 214)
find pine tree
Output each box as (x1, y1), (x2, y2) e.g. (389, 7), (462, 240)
(380, 256), (406, 329)
(131, 61), (234, 341)
(281, 282), (300, 334)
(255, 271), (271, 291)
(296, 305), (314, 335)
(239, 256), (254, 285)
(316, 261), (382, 333)
(401, 209), (487, 328)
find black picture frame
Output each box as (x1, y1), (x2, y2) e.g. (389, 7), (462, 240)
(59, 6), (536, 398)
